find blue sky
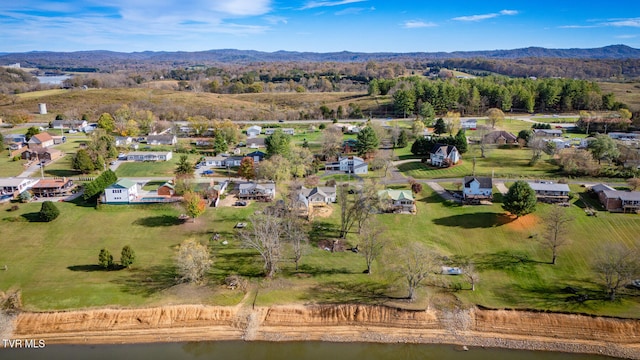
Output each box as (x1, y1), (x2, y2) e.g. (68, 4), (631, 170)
(1, 0), (640, 53)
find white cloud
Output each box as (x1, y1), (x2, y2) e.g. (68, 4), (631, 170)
(335, 6), (374, 16)
(301, 0), (365, 10)
(499, 10), (518, 16)
(264, 15), (287, 24)
(558, 25), (598, 29)
(453, 9), (518, 22)
(606, 18), (640, 27)
(403, 20), (437, 29)
(453, 13), (497, 22)
(615, 34), (637, 39)
(211, 0), (271, 16)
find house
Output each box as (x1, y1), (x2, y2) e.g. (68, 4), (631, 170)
(246, 137), (265, 149)
(598, 190), (640, 213)
(157, 181), (175, 197)
(246, 151), (266, 163)
(30, 177), (74, 197)
(115, 136), (133, 147)
(301, 186), (337, 205)
(237, 182), (276, 201)
(0, 178), (38, 196)
(527, 181), (570, 203)
(325, 156), (368, 175)
(246, 125), (262, 138)
(430, 144), (460, 167)
(483, 131), (517, 145)
(548, 137), (572, 150)
(534, 129), (563, 137)
(462, 176), (493, 203)
(3, 134), (26, 145)
(193, 138), (212, 147)
(28, 133), (54, 149)
(378, 189), (416, 214)
(51, 135), (66, 145)
(608, 132), (640, 141)
(125, 151), (173, 162)
(51, 119), (87, 130)
(461, 119), (477, 130)
(146, 134), (177, 146)
(342, 139), (358, 153)
(22, 148), (63, 162)
(588, 183), (615, 194)
(103, 179), (139, 204)
(201, 155), (243, 168)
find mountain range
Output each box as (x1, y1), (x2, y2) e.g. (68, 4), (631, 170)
(1, 45), (639, 69)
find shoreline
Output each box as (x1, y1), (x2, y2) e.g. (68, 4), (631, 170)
(5, 304), (640, 359)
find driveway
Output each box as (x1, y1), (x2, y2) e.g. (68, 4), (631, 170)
(494, 181), (509, 195)
(426, 182), (459, 202)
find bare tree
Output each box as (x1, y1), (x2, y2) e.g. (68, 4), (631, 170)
(321, 126), (343, 161)
(176, 239), (213, 284)
(282, 205), (308, 271)
(393, 243), (440, 301)
(475, 125), (491, 158)
(627, 177), (640, 191)
(540, 205), (573, 265)
(239, 213), (283, 278)
(529, 136), (546, 164)
(358, 220), (386, 275)
(593, 243), (639, 301)
(460, 262), (480, 291)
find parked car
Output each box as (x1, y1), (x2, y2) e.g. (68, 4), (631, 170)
(630, 279), (640, 290)
(234, 201), (247, 206)
(202, 170), (214, 175)
(234, 222), (247, 228)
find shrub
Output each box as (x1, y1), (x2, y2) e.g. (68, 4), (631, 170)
(98, 248), (114, 269)
(120, 245), (136, 268)
(38, 201), (60, 222)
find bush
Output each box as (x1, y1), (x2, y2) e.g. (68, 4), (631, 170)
(120, 245), (135, 268)
(98, 248), (114, 269)
(38, 201), (60, 222)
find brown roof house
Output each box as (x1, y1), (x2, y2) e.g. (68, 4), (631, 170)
(28, 133), (54, 149)
(31, 178), (74, 197)
(483, 131), (518, 145)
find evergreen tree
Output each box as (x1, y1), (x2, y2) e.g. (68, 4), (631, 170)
(120, 245), (136, 268)
(355, 125), (379, 158)
(174, 155), (195, 178)
(397, 129), (409, 148)
(25, 126), (40, 141)
(502, 181), (537, 218)
(434, 118), (447, 135)
(454, 129), (468, 154)
(97, 113), (115, 132)
(39, 201), (60, 222)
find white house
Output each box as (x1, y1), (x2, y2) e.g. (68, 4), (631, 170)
(463, 176), (493, 202)
(301, 186), (337, 205)
(146, 134), (177, 146)
(461, 119), (477, 130)
(126, 151), (173, 162)
(115, 136), (133, 147)
(325, 156), (368, 175)
(104, 179), (139, 204)
(0, 177), (38, 196)
(246, 125), (262, 138)
(430, 144), (460, 167)
(52, 119), (87, 130)
(201, 155), (244, 168)
(527, 181), (570, 203)
(237, 182), (276, 201)
(534, 129), (563, 137)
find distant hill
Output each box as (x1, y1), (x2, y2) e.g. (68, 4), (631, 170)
(1, 45), (639, 69)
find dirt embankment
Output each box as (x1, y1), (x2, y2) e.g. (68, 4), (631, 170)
(8, 304), (640, 359)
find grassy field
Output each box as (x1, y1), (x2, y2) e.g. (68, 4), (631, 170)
(115, 154), (201, 178)
(598, 81), (640, 112)
(398, 147), (561, 180)
(1, 186), (638, 317)
(0, 150), (28, 177)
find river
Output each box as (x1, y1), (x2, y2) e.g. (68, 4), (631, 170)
(0, 341), (616, 360)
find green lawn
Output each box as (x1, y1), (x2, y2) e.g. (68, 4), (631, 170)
(399, 147), (561, 180)
(116, 154), (201, 178)
(0, 150), (28, 177)
(1, 186), (639, 317)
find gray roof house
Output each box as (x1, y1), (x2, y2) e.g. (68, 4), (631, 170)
(146, 134), (177, 146)
(463, 176), (493, 203)
(237, 182), (276, 201)
(527, 181), (570, 203)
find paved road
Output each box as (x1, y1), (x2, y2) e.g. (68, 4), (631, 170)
(426, 182), (459, 202)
